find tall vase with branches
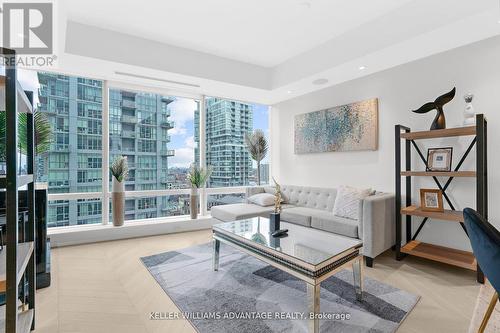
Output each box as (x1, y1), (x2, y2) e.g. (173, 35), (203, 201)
(245, 129), (268, 185)
(187, 164), (212, 219)
(110, 156), (129, 226)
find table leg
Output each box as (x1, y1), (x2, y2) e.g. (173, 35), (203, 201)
(352, 256), (364, 301)
(307, 283), (320, 333)
(213, 238), (220, 271)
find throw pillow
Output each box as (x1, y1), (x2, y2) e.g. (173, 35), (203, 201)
(264, 186), (288, 203)
(248, 193), (276, 207)
(333, 185), (372, 220)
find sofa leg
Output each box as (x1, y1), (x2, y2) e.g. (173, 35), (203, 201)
(364, 256), (373, 268)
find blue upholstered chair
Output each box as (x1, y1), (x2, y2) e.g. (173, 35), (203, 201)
(463, 208), (500, 333)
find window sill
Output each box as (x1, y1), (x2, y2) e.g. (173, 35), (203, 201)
(48, 214), (218, 247)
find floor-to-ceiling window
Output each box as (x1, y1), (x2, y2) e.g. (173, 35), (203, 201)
(108, 87), (199, 222)
(19, 69), (270, 227)
(37, 72), (104, 227)
(199, 97), (270, 210)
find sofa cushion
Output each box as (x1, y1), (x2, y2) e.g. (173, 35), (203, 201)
(311, 210), (359, 238)
(211, 203), (274, 222)
(280, 207), (316, 227)
(248, 193), (275, 207)
(264, 186), (275, 195)
(280, 185), (337, 211)
(245, 187), (265, 203)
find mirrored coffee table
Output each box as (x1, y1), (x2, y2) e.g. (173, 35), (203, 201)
(212, 217), (363, 333)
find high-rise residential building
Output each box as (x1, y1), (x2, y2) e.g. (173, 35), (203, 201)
(196, 97), (253, 187)
(109, 88), (177, 221)
(37, 73), (178, 227)
(259, 163), (270, 185)
(37, 73), (103, 227)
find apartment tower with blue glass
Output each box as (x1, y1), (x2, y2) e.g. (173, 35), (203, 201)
(37, 73), (176, 226)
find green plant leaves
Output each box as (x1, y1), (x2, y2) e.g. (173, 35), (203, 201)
(187, 164), (212, 188)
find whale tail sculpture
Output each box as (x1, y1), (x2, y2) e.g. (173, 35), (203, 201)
(412, 87), (456, 130)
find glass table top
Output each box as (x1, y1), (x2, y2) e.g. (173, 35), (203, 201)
(213, 217), (362, 267)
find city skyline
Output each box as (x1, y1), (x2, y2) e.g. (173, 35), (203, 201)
(167, 97), (269, 169)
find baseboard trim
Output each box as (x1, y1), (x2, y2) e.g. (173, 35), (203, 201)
(48, 216), (218, 247)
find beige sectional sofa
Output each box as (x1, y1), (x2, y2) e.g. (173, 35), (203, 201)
(210, 184), (395, 267)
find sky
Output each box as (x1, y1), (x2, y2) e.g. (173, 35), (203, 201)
(167, 98), (269, 168)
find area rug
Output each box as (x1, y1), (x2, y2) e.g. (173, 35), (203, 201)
(141, 243), (420, 332)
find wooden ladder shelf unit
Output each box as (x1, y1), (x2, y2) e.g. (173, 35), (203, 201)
(0, 48), (36, 332)
(395, 114), (487, 283)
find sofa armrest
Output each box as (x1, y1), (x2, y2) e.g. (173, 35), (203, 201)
(359, 193), (395, 259)
(245, 186), (265, 203)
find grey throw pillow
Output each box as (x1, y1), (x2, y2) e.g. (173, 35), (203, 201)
(248, 193), (276, 207)
(264, 186), (288, 203)
(332, 185), (372, 220)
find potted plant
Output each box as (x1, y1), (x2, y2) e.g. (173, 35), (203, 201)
(187, 164), (212, 219)
(0, 111), (52, 174)
(110, 156), (128, 226)
(245, 129), (268, 185)
(270, 177), (282, 231)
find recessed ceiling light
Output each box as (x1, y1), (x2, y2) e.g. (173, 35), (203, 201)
(287, 90), (292, 94)
(359, 66), (366, 70)
(312, 78), (329, 85)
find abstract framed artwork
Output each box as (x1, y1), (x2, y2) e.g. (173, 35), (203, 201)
(294, 98), (378, 154)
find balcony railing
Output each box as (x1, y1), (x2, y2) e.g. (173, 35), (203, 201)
(51, 144), (71, 152)
(45, 185), (267, 229)
(121, 130), (136, 138)
(160, 121), (175, 129)
(122, 100), (136, 109)
(121, 115), (137, 123)
(160, 149), (175, 157)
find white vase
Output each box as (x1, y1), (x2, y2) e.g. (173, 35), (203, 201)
(112, 177), (125, 226)
(463, 93), (475, 126)
(190, 187), (198, 219)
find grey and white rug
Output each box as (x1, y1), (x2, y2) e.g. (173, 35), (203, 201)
(141, 243), (419, 332)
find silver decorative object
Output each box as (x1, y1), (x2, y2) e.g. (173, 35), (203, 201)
(463, 93), (475, 126)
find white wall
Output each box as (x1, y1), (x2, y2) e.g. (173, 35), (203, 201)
(271, 35), (500, 251)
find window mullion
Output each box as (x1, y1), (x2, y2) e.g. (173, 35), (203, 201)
(199, 96), (207, 216)
(101, 81), (110, 224)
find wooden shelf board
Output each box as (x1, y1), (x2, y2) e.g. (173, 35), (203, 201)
(401, 171), (476, 177)
(0, 308), (33, 333)
(400, 126), (475, 140)
(0, 174), (34, 189)
(0, 242), (34, 293)
(401, 240), (476, 271)
(401, 205), (464, 222)
(0, 76), (33, 114)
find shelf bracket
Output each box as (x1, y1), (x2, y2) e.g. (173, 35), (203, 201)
(411, 217), (428, 241)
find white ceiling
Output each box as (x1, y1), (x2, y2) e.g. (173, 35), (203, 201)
(30, 0), (500, 104)
(64, 0), (413, 67)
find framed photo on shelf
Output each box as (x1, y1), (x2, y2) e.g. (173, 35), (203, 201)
(420, 189), (444, 212)
(426, 147), (453, 172)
